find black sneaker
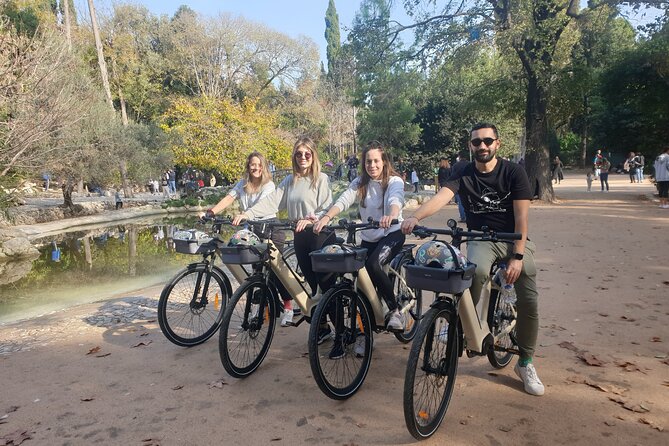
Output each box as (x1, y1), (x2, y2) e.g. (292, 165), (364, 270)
(328, 338), (345, 359)
(317, 325), (333, 345)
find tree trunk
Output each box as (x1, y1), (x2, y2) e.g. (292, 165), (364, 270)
(61, 178), (75, 210)
(83, 236), (93, 270)
(580, 94), (589, 169)
(119, 160), (133, 198)
(87, 0), (114, 110)
(128, 227), (137, 277)
(119, 89), (129, 126)
(524, 76), (555, 202)
(63, 0), (72, 52)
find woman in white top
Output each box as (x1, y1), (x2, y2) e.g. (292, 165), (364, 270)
(206, 151), (293, 326)
(234, 138), (335, 331)
(313, 141), (406, 331)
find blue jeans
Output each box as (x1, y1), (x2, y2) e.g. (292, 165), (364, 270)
(636, 168), (644, 182)
(454, 194), (466, 220)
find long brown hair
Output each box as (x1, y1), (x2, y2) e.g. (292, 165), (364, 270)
(243, 151), (272, 194)
(291, 136), (321, 189)
(358, 141), (399, 208)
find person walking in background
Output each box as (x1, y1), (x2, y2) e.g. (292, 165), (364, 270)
(437, 157), (451, 191)
(600, 157), (611, 192)
(450, 150), (470, 222)
(410, 168), (419, 193)
(654, 147), (669, 208)
(551, 156), (564, 184)
(115, 189), (124, 210)
(168, 169), (177, 196)
(626, 152), (638, 183)
(586, 169), (594, 192)
(593, 149), (603, 180)
(634, 152), (645, 183)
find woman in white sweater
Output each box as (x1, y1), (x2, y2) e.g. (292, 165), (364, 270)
(234, 137), (335, 309)
(313, 141), (406, 331)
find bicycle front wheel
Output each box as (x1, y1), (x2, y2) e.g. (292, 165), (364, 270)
(486, 289), (518, 369)
(219, 277), (277, 378)
(308, 287), (373, 400)
(391, 255), (423, 343)
(403, 306), (459, 440)
(158, 263), (228, 347)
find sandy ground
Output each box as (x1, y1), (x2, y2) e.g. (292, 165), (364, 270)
(1, 172), (668, 446)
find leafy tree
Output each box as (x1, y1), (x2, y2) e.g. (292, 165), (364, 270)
(161, 97), (292, 182)
(325, 0), (341, 78)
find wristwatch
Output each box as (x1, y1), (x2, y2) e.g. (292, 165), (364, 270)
(512, 252), (524, 261)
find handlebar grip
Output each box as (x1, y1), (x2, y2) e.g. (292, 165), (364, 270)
(495, 232), (523, 240)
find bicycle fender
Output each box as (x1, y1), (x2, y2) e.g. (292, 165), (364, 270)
(211, 265), (233, 299)
(390, 248), (413, 270)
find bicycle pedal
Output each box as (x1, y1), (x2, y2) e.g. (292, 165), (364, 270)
(285, 316), (306, 327)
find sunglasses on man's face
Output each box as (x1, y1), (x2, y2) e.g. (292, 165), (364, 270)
(470, 137), (498, 147)
(295, 151), (312, 160)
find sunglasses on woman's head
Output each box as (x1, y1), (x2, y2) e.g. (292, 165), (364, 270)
(470, 137), (497, 147)
(295, 151), (312, 160)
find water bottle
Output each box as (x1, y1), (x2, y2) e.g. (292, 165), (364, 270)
(493, 263), (517, 305)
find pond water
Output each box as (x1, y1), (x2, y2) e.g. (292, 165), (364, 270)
(0, 216), (236, 325)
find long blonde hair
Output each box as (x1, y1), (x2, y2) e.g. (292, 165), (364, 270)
(291, 136), (321, 189)
(358, 141), (399, 208)
(243, 151), (272, 194)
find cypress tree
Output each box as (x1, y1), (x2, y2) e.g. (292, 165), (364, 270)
(324, 0), (341, 78)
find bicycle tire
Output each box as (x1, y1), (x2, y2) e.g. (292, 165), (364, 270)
(403, 305), (459, 440)
(391, 255), (423, 343)
(486, 289), (518, 369)
(219, 277), (277, 378)
(308, 286), (373, 400)
(158, 263), (229, 347)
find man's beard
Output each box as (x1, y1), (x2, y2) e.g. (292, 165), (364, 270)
(474, 148), (496, 163)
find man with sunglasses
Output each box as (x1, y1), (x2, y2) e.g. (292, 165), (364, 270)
(401, 123), (544, 396)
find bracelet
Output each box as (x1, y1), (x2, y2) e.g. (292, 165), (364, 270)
(323, 214), (332, 221)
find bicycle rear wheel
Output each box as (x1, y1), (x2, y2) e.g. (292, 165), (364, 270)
(486, 289), (518, 369)
(403, 306), (459, 440)
(219, 277), (277, 378)
(158, 263), (228, 347)
(391, 255), (423, 343)
(308, 287), (373, 400)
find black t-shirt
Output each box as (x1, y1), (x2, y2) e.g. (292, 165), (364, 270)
(437, 167), (451, 186)
(445, 159), (532, 232)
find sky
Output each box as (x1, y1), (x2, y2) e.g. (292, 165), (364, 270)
(76, 0), (663, 64)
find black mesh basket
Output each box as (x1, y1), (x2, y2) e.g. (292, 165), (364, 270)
(218, 243), (269, 264)
(310, 247), (368, 273)
(404, 262), (476, 294)
(173, 230), (215, 255)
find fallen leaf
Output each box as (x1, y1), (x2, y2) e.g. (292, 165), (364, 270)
(131, 341), (152, 348)
(498, 425), (512, 432)
(614, 360), (647, 374)
(598, 313), (609, 317)
(487, 372), (499, 377)
(558, 341), (581, 353)
(95, 353), (111, 358)
(270, 438), (282, 442)
(355, 422), (367, 428)
(639, 418), (663, 431)
(172, 385), (183, 390)
(620, 316), (636, 322)
(663, 358), (669, 366)
(141, 438), (160, 446)
(86, 346), (101, 355)
(604, 420), (616, 427)
(208, 380), (227, 389)
(6, 407), (19, 413)
(608, 396), (650, 413)
(0, 430), (32, 446)
(650, 337), (661, 342)
(140, 332), (149, 337)
(80, 397), (94, 402)
(578, 352), (606, 367)
(567, 376), (627, 395)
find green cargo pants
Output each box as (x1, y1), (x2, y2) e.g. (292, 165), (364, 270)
(466, 240), (539, 361)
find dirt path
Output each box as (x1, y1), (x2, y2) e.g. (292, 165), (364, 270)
(1, 172), (667, 445)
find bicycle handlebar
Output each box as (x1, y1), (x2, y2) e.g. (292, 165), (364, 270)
(412, 223), (522, 243)
(326, 216), (400, 232)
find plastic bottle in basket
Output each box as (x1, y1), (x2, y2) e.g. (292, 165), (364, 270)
(493, 263), (517, 305)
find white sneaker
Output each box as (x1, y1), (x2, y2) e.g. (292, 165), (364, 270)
(386, 310), (404, 332)
(514, 362), (545, 396)
(280, 309), (294, 327)
(354, 335), (372, 357)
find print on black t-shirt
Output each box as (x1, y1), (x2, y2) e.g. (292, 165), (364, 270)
(445, 159), (531, 233)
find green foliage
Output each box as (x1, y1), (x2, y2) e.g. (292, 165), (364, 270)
(557, 131), (581, 165)
(325, 0), (341, 77)
(161, 96), (292, 183)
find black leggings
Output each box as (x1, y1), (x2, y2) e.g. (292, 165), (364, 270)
(360, 230), (406, 311)
(293, 229), (336, 296)
(600, 172), (609, 191)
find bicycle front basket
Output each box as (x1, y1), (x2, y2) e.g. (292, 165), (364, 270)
(310, 246), (367, 273)
(404, 262), (476, 294)
(173, 229), (215, 255)
(219, 243), (269, 264)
